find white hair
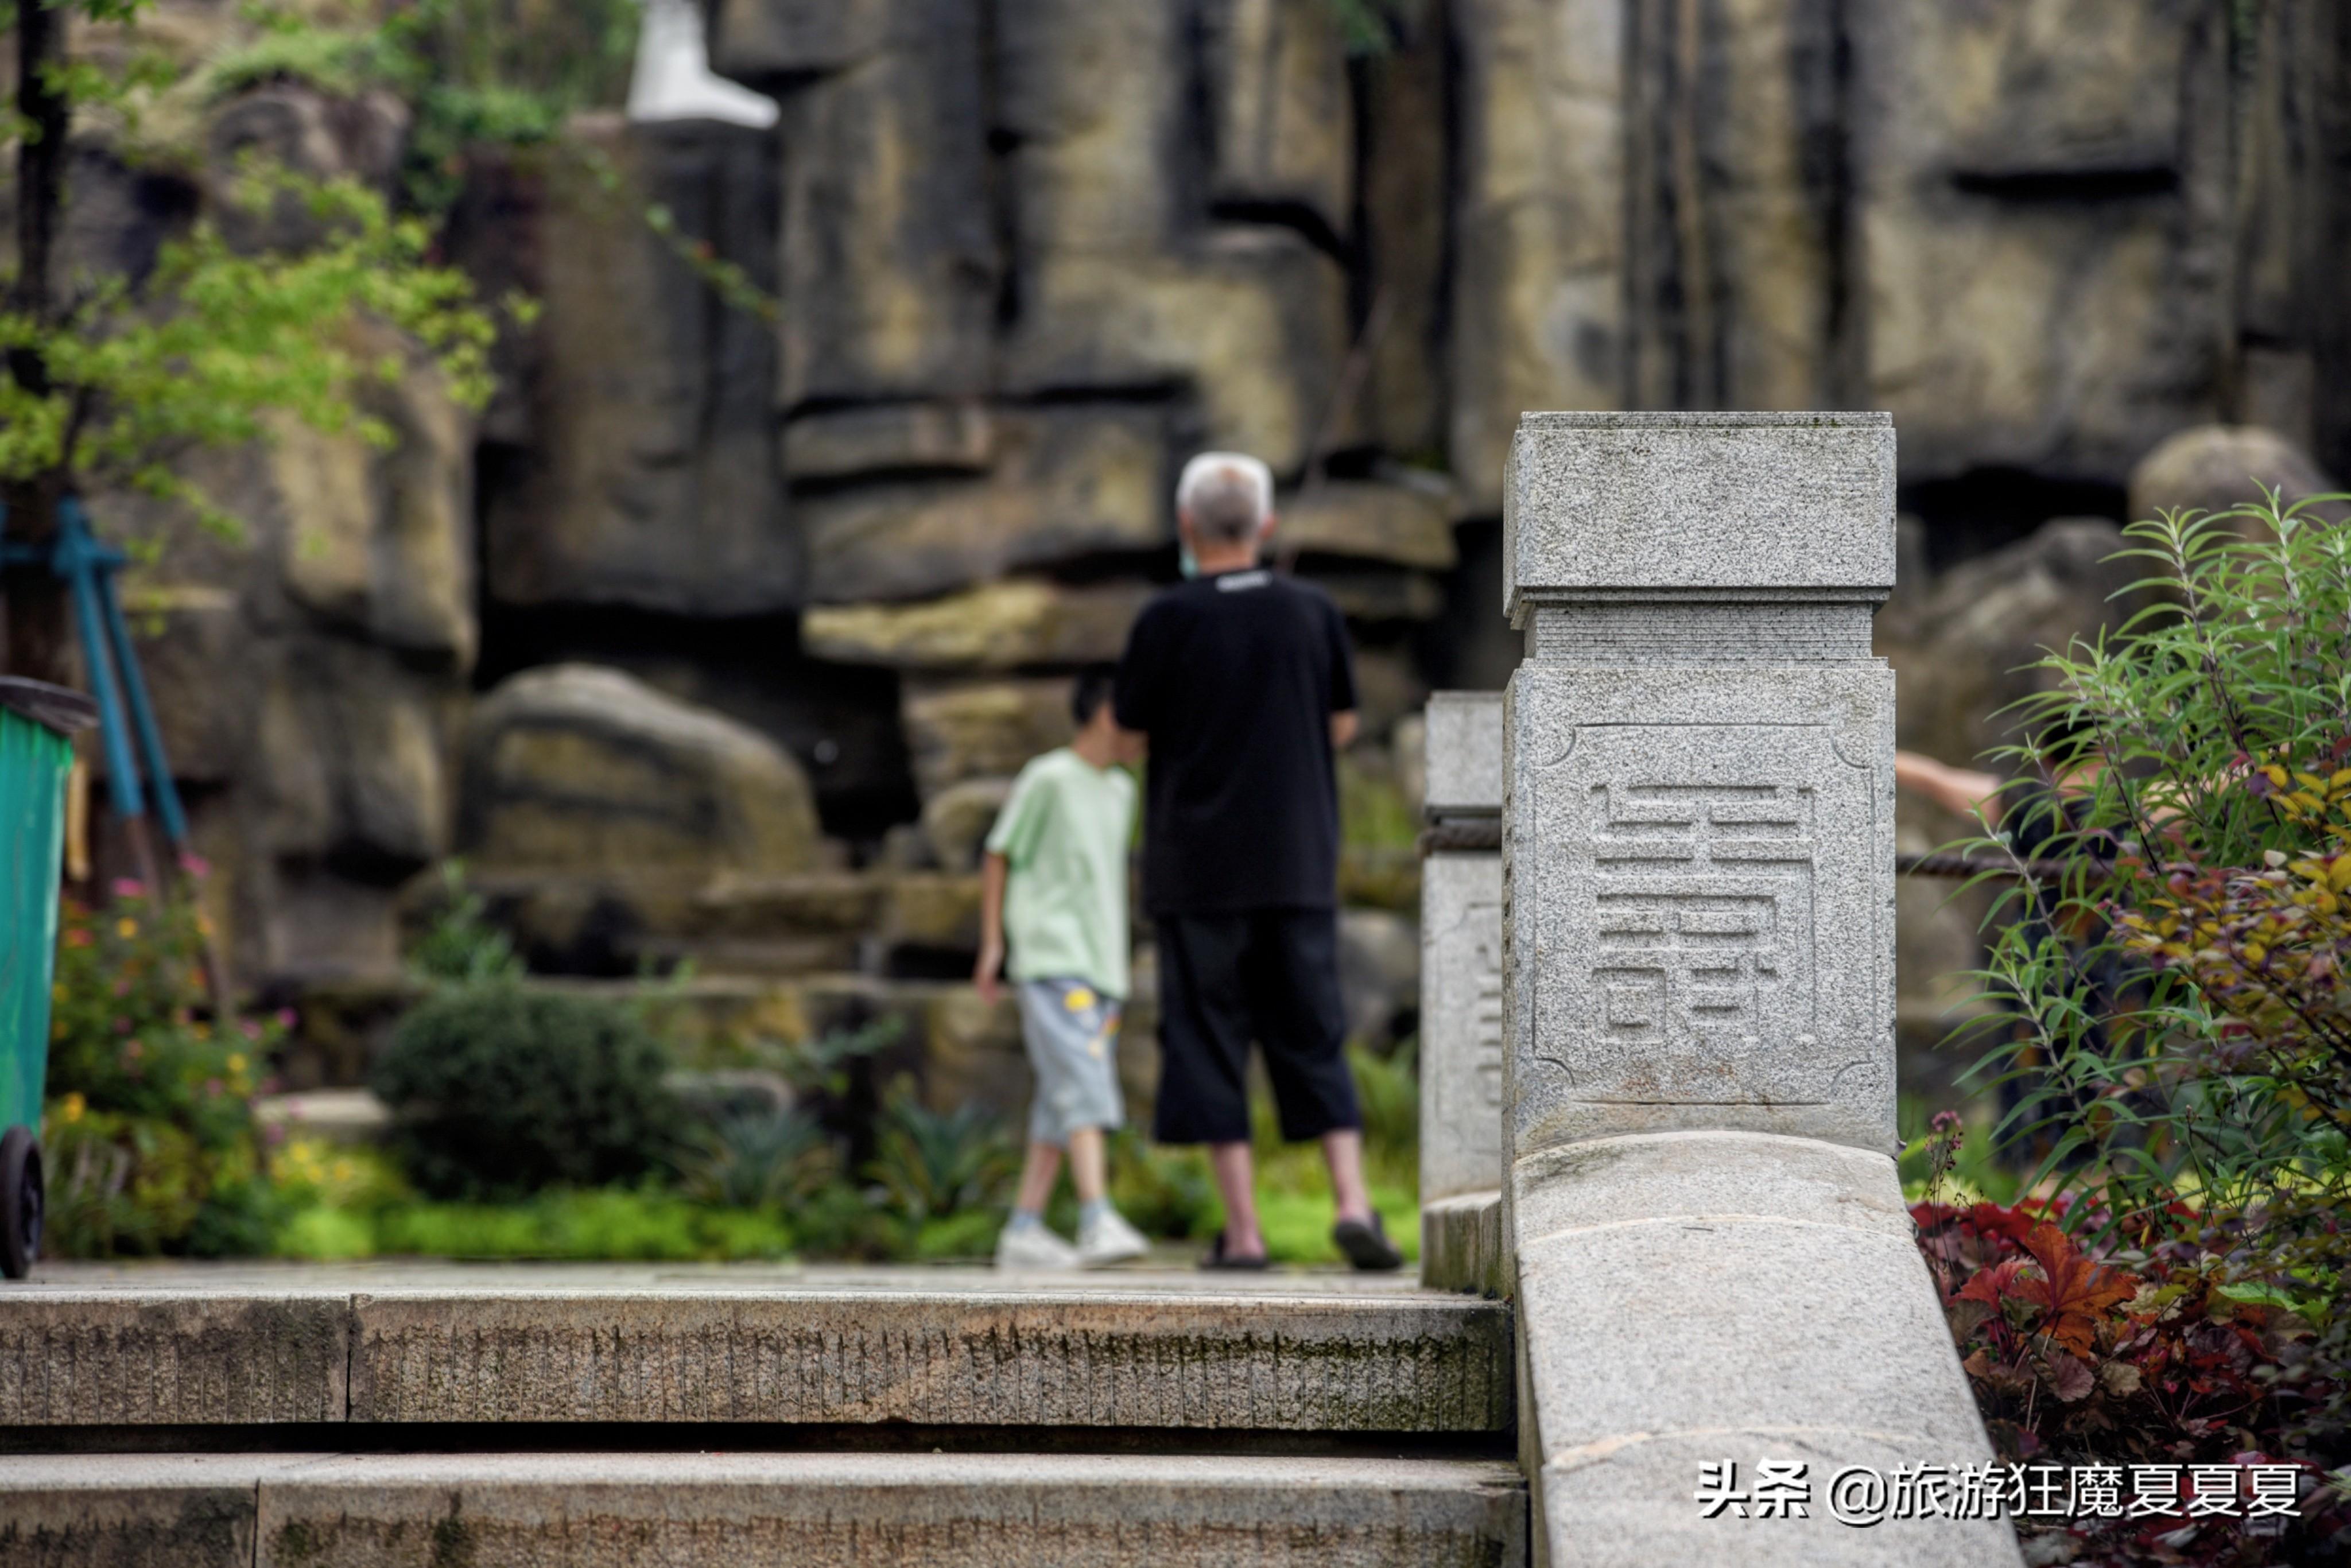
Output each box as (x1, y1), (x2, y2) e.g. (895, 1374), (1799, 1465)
(1176, 452), (1274, 544)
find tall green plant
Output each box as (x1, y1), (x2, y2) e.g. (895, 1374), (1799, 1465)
(1954, 492), (2351, 1449)
(1962, 496), (2351, 1215)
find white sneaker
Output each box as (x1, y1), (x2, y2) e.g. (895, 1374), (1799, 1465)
(995, 1222), (1081, 1271)
(1077, 1208), (1150, 1268)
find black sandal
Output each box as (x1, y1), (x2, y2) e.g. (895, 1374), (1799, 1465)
(1332, 1214), (1404, 1272)
(1198, 1233), (1270, 1271)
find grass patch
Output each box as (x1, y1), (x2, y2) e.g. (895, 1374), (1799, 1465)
(278, 1186), (794, 1263)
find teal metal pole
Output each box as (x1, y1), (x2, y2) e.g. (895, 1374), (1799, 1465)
(53, 515), (146, 825)
(67, 500), (189, 847)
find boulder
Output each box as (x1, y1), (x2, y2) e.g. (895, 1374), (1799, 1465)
(1277, 482), (1457, 570)
(801, 408), (1168, 604)
(460, 664), (823, 877)
(901, 678), (1074, 799)
(1880, 517), (2158, 766)
(774, 0), (996, 405)
(921, 777), (1014, 870)
(782, 402), (995, 482)
(483, 115), (795, 615)
(801, 579), (1153, 672)
(2128, 424), (2344, 525)
(1850, 0), (2228, 484)
(1202, 0), (1353, 239)
(498, 645), (914, 835)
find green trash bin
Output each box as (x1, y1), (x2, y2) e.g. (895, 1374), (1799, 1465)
(1, 677), (98, 1279)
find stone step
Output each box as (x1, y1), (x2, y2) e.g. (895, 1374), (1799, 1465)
(0, 1451), (1528, 1568)
(1, 1270), (1512, 1435)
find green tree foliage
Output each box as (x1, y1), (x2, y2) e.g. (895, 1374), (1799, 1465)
(2, 2), (500, 540)
(371, 984), (685, 1201)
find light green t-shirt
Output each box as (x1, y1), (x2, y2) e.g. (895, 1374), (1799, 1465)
(986, 747), (1135, 1000)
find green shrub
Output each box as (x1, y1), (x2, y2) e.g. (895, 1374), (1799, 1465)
(372, 984), (684, 1200)
(405, 863), (524, 985)
(42, 879), (288, 1256)
(673, 1111), (835, 1210)
(1954, 491), (2351, 1457)
(864, 1080), (1016, 1227)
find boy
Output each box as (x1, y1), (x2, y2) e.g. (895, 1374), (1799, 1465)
(976, 665), (1152, 1270)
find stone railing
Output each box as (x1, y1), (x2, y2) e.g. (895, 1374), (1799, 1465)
(1417, 691), (1507, 1294)
(1421, 413), (2021, 1565)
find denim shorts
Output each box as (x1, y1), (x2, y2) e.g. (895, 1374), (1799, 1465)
(1017, 977), (1126, 1145)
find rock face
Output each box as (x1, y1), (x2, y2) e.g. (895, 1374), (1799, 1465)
(460, 665), (822, 878)
(41, 0), (2351, 1078)
(804, 580), (1152, 672)
(901, 679), (1074, 798)
(1852, 1), (2230, 485)
(800, 410), (1168, 604)
(769, 0), (996, 406)
(481, 114), (793, 615)
(1881, 517), (2157, 767)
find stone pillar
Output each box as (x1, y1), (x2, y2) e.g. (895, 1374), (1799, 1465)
(1501, 414), (2017, 1566)
(1418, 692), (1507, 1293)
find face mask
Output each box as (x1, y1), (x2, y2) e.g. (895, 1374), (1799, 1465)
(1178, 543), (1200, 580)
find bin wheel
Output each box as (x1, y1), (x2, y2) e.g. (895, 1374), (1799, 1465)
(1, 1126), (41, 1280)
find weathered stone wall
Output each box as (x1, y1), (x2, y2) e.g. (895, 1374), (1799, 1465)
(40, 2), (2348, 1092)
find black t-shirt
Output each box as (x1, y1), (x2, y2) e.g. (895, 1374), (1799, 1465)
(1115, 568), (1357, 914)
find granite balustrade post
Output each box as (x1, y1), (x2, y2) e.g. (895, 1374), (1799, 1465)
(1418, 692), (1510, 1293)
(1500, 413), (2019, 1566)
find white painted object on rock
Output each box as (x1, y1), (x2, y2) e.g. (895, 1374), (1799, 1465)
(629, 0), (781, 129)
(1501, 412), (2018, 1566)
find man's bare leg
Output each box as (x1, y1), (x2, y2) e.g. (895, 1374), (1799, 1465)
(1067, 1127), (1108, 1205)
(1209, 1140), (1265, 1259)
(1013, 1142), (1064, 1216)
(1321, 1128), (1375, 1225)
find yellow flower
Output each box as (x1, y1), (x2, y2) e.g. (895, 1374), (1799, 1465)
(332, 1159), (356, 1184)
(226, 1053), (247, 1074)
(60, 1092), (86, 1124)
(117, 918), (137, 940)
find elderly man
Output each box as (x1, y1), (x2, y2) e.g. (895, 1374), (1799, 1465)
(1112, 452), (1402, 1270)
